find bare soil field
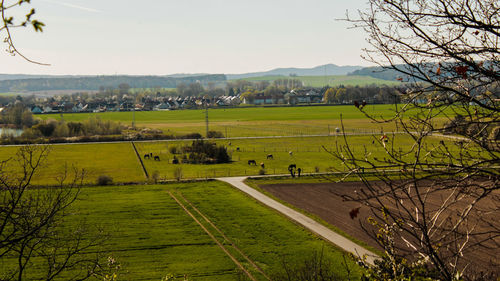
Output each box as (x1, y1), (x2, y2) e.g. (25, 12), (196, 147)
(259, 181), (499, 276)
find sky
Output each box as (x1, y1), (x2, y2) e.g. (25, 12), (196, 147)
(0, 0), (372, 75)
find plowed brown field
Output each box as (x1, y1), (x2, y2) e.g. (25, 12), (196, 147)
(260, 182), (499, 277)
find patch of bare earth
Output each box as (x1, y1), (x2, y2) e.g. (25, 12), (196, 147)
(260, 182), (499, 276)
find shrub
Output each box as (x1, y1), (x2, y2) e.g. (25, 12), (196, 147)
(172, 156), (179, 164)
(182, 133), (202, 139)
(258, 169), (266, 175)
(32, 120), (57, 137)
(168, 146), (178, 154)
(207, 130), (224, 138)
(97, 175), (113, 186)
(181, 140), (230, 164)
(271, 250), (343, 281)
(173, 167), (183, 181)
(151, 170), (160, 183)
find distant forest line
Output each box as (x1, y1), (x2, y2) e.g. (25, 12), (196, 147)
(0, 74), (226, 92)
(0, 64), (411, 93)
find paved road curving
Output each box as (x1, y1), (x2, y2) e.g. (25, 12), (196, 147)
(218, 176), (378, 265)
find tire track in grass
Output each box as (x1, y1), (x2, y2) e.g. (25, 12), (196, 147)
(168, 191), (258, 281)
(177, 192), (271, 281)
(131, 141), (149, 179)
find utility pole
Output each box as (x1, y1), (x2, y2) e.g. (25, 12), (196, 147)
(132, 107), (135, 129)
(205, 105), (209, 138)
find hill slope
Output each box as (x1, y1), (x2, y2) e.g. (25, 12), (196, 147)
(227, 64), (363, 80)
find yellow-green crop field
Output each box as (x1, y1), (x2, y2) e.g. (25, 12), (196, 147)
(36, 104), (451, 137)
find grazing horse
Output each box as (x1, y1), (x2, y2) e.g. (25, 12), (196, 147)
(144, 154), (150, 159)
(266, 154), (273, 160)
(289, 151), (293, 156)
(248, 160), (256, 165)
(154, 155), (160, 161)
(288, 164), (296, 178)
(236, 147), (240, 152)
(260, 162), (265, 169)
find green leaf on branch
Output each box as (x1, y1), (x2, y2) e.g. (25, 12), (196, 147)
(32, 20), (45, 32)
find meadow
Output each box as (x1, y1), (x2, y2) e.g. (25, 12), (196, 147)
(134, 134), (430, 180)
(0, 143), (145, 185)
(0, 133), (452, 184)
(233, 75), (400, 87)
(2, 182), (361, 280)
(36, 104), (449, 137)
(0, 105), (464, 280)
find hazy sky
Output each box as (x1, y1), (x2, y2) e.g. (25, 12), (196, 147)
(1, 0), (372, 75)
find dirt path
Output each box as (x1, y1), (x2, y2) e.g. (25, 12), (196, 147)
(217, 177), (378, 264)
(168, 190), (258, 281)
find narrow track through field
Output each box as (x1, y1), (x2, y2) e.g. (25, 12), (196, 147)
(177, 192), (271, 280)
(168, 190), (259, 281)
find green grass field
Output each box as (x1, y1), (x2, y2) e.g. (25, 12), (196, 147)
(0, 132), (451, 184)
(2, 182), (361, 280)
(135, 134), (437, 180)
(233, 75), (400, 87)
(0, 143), (145, 185)
(36, 104), (445, 137)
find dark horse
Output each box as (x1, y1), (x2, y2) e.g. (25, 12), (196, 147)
(144, 154), (150, 159)
(248, 160), (256, 165)
(288, 164), (296, 178)
(154, 156), (160, 161)
(267, 154), (273, 160)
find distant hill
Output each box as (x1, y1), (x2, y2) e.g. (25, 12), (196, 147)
(348, 66), (406, 81)
(0, 74), (226, 92)
(227, 64), (363, 80)
(237, 75), (399, 87)
(0, 74), (79, 81)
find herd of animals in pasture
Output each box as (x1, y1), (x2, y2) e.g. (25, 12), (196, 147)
(142, 145), (304, 177)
